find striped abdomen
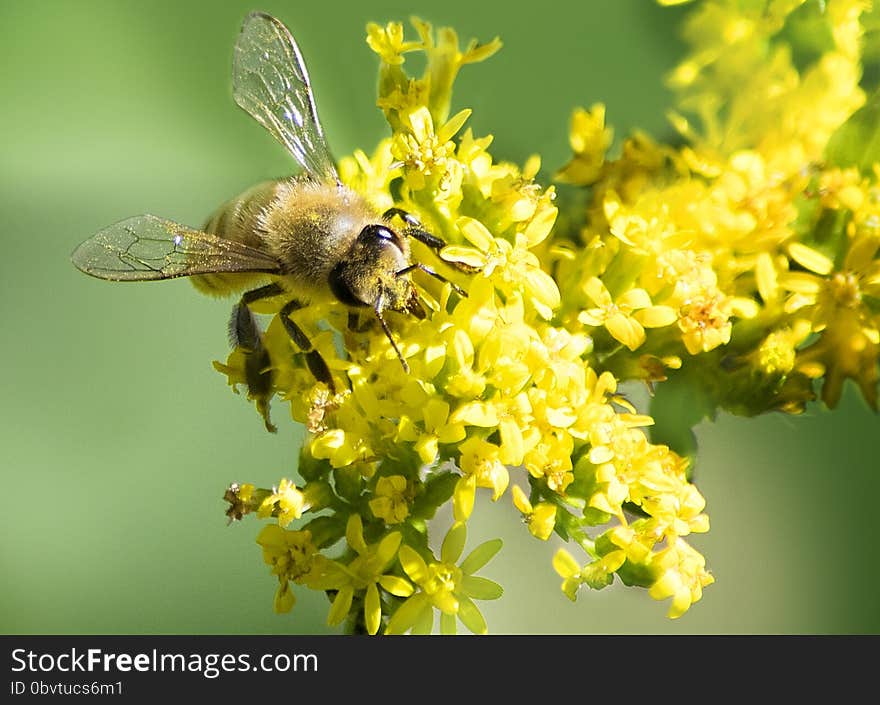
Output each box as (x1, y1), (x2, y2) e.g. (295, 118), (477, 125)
(191, 179), (283, 296)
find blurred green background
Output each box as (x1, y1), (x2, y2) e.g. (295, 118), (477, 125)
(1, 0), (878, 634)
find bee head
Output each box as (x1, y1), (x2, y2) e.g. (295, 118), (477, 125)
(328, 224), (423, 316)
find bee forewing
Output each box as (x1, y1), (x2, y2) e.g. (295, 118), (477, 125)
(233, 12), (339, 184)
(71, 214), (282, 281)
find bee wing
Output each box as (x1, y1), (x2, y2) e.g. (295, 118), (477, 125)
(233, 12), (339, 183)
(71, 214), (283, 281)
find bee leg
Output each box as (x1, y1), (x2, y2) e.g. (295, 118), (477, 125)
(396, 263), (468, 298)
(347, 311), (374, 333)
(279, 299), (336, 394)
(382, 207), (480, 274)
(229, 283), (281, 346)
(229, 287), (283, 434)
(382, 207), (424, 230)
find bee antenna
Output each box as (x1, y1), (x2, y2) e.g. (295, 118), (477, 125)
(374, 298), (409, 373)
(396, 263), (468, 298)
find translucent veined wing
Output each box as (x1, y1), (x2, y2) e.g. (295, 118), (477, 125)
(233, 12), (339, 183)
(71, 214), (283, 281)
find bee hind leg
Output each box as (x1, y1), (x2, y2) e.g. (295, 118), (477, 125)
(228, 283), (286, 433)
(231, 282), (286, 348)
(279, 299), (336, 394)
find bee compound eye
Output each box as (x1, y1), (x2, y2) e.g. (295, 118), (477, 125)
(359, 224), (404, 251)
(327, 262), (367, 307)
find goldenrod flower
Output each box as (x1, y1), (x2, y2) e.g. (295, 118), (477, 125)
(648, 538), (715, 619)
(511, 485), (557, 540)
(256, 525), (321, 613)
(555, 105), (613, 185)
(308, 514), (413, 635)
(222, 1), (880, 633)
(257, 478), (309, 528)
(392, 106), (470, 193)
(366, 22), (422, 65)
(369, 475), (411, 524)
(386, 522), (503, 634)
(577, 277), (676, 351)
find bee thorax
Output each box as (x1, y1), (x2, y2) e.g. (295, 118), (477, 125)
(259, 179), (377, 297)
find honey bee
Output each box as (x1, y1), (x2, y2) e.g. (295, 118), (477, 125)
(72, 12), (467, 411)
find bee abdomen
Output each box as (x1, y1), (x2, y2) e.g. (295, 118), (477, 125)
(191, 180), (283, 297)
(203, 180), (281, 244)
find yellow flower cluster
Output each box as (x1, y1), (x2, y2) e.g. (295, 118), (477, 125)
(218, 0), (880, 632)
(554, 0), (878, 415)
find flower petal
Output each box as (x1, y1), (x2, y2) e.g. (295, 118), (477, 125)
(365, 583), (382, 635)
(441, 521), (467, 564)
(461, 575), (504, 600)
(457, 595), (488, 634)
(385, 593), (430, 635)
(460, 537), (503, 574)
(327, 585), (354, 627)
(398, 545), (429, 584)
(378, 574), (414, 597)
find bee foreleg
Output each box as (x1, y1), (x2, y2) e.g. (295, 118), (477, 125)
(396, 263), (468, 298)
(347, 311), (373, 333)
(279, 299), (336, 394)
(383, 207), (480, 273)
(382, 207), (423, 231)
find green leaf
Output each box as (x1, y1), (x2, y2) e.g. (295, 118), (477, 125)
(332, 466), (364, 502)
(297, 449), (331, 482)
(410, 471), (458, 519)
(649, 364), (718, 474)
(826, 88), (880, 174)
(616, 559), (657, 589)
(299, 516), (345, 549)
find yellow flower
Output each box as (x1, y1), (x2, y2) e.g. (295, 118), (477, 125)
(511, 485), (557, 540)
(648, 538), (715, 619)
(257, 478), (309, 528)
(413, 398), (467, 465)
(577, 277), (677, 351)
(456, 436), (509, 500)
(308, 514), (413, 635)
(555, 104), (613, 185)
(229, 12), (736, 631)
(256, 525), (320, 613)
(392, 105), (471, 193)
(366, 21), (423, 65)
(369, 475), (411, 524)
(443, 216), (561, 319)
(386, 522), (503, 634)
